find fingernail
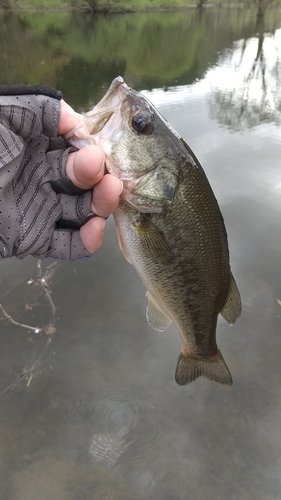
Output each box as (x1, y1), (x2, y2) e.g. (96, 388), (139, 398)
(119, 181), (124, 195)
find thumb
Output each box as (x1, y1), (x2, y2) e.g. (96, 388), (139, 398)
(57, 100), (82, 135)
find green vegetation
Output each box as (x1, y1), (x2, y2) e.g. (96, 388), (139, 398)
(2, 7), (280, 103)
(1, 0), (200, 12)
(74, 0), (196, 12)
(1, 6), (281, 130)
(1, 0), (280, 15)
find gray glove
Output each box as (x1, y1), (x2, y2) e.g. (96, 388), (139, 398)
(0, 86), (94, 261)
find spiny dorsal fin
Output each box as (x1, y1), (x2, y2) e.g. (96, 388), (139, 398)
(175, 349), (233, 386)
(220, 273), (242, 325)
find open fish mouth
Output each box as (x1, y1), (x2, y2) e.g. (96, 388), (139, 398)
(84, 76), (128, 135)
(64, 76), (128, 149)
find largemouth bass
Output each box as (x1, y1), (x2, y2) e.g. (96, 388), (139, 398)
(66, 77), (241, 385)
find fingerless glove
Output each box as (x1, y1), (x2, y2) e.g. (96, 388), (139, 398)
(0, 86), (93, 261)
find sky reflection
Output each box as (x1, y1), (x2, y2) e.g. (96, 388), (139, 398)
(144, 27), (281, 132)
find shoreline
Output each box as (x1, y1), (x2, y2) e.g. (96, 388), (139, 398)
(0, 2), (257, 14)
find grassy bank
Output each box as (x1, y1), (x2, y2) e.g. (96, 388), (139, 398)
(2, 0), (212, 13)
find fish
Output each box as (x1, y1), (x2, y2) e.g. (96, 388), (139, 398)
(65, 76), (242, 386)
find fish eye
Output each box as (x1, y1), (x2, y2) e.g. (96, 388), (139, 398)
(132, 111), (154, 135)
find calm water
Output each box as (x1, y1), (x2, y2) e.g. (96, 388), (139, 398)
(1, 8), (281, 500)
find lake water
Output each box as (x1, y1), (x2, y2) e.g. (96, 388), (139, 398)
(1, 7), (281, 500)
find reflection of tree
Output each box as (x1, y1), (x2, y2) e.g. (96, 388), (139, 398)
(196, 0), (208, 9)
(71, 0), (134, 13)
(1, 8), (281, 114)
(208, 20), (281, 130)
(254, 0), (276, 19)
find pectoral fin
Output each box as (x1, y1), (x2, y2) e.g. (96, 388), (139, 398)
(220, 273), (242, 325)
(132, 216), (174, 260)
(146, 291), (172, 331)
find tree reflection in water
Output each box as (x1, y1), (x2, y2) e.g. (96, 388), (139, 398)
(208, 19), (281, 130)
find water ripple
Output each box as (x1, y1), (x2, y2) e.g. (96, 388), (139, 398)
(88, 390), (168, 469)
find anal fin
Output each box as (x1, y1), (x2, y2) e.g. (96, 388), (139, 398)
(146, 291), (172, 331)
(175, 349), (233, 386)
(220, 273), (242, 325)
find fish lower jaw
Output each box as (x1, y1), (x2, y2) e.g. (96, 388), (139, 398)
(104, 155), (124, 179)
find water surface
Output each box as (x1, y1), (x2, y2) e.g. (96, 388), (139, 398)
(0, 8), (281, 500)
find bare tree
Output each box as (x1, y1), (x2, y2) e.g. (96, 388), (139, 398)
(197, 0), (208, 9)
(71, 0), (133, 13)
(0, 0), (13, 8)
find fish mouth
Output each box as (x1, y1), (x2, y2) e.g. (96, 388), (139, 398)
(84, 76), (129, 134)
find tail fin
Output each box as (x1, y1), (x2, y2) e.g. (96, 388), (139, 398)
(175, 350), (233, 386)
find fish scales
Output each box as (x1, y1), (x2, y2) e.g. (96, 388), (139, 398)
(65, 76), (241, 386)
(115, 156), (229, 355)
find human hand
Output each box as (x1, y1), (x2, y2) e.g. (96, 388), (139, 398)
(0, 86), (122, 261)
(58, 100), (123, 253)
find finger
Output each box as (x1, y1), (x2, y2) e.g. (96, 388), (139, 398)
(57, 100), (81, 135)
(79, 216), (106, 253)
(90, 174), (123, 218)
(58, 191), (92, 228)
(65, 145), (105, 190)
(49, 229), (92, 260)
